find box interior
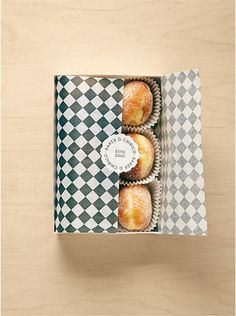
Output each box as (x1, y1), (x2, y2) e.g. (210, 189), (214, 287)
(54, 70), (207, 235)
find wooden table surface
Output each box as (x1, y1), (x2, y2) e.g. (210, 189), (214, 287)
(2, 0), (234, 315)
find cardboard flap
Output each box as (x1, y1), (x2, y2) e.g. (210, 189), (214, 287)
(54, 76), (124, 233)
(160, 69), (207, 235)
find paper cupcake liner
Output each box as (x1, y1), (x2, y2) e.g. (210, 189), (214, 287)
(123, 76), (161, 129)
(120, 126), (161, 185)
(118, 179), (161, 232)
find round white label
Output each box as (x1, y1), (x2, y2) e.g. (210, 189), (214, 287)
(100, 134), (139, 173)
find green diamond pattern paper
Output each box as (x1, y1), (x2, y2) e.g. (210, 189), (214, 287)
(54, 75), (124, 233)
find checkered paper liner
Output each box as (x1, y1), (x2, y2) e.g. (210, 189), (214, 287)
(54, 75), (124, 233)
(159, 69), (207, 236)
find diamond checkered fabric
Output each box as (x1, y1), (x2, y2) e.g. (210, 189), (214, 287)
(160, 69), (207, 235)
(54, 76), (124, 233)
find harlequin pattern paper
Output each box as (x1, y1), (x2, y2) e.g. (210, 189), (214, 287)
(160, 69), (207, 235)
(54, 76), (124, 233)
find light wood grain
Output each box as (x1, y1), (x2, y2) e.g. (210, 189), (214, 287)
(2, 0), (234, 315)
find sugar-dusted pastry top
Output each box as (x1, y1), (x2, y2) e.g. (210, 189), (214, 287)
(122, 81), (153, 126)
(121, 133), (154, 180)
(118, 184), (152, 231)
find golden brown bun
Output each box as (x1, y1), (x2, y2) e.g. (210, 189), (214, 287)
(118, 185), (152, 231)
(122, 81), (153, 126)
(121, 133), (154, 180)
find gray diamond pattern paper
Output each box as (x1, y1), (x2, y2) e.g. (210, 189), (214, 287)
(54, 76), (124, 233)
(160, 69), (207, 235)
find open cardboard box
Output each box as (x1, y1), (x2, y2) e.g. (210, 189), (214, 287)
(54, 69), (207, 235)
